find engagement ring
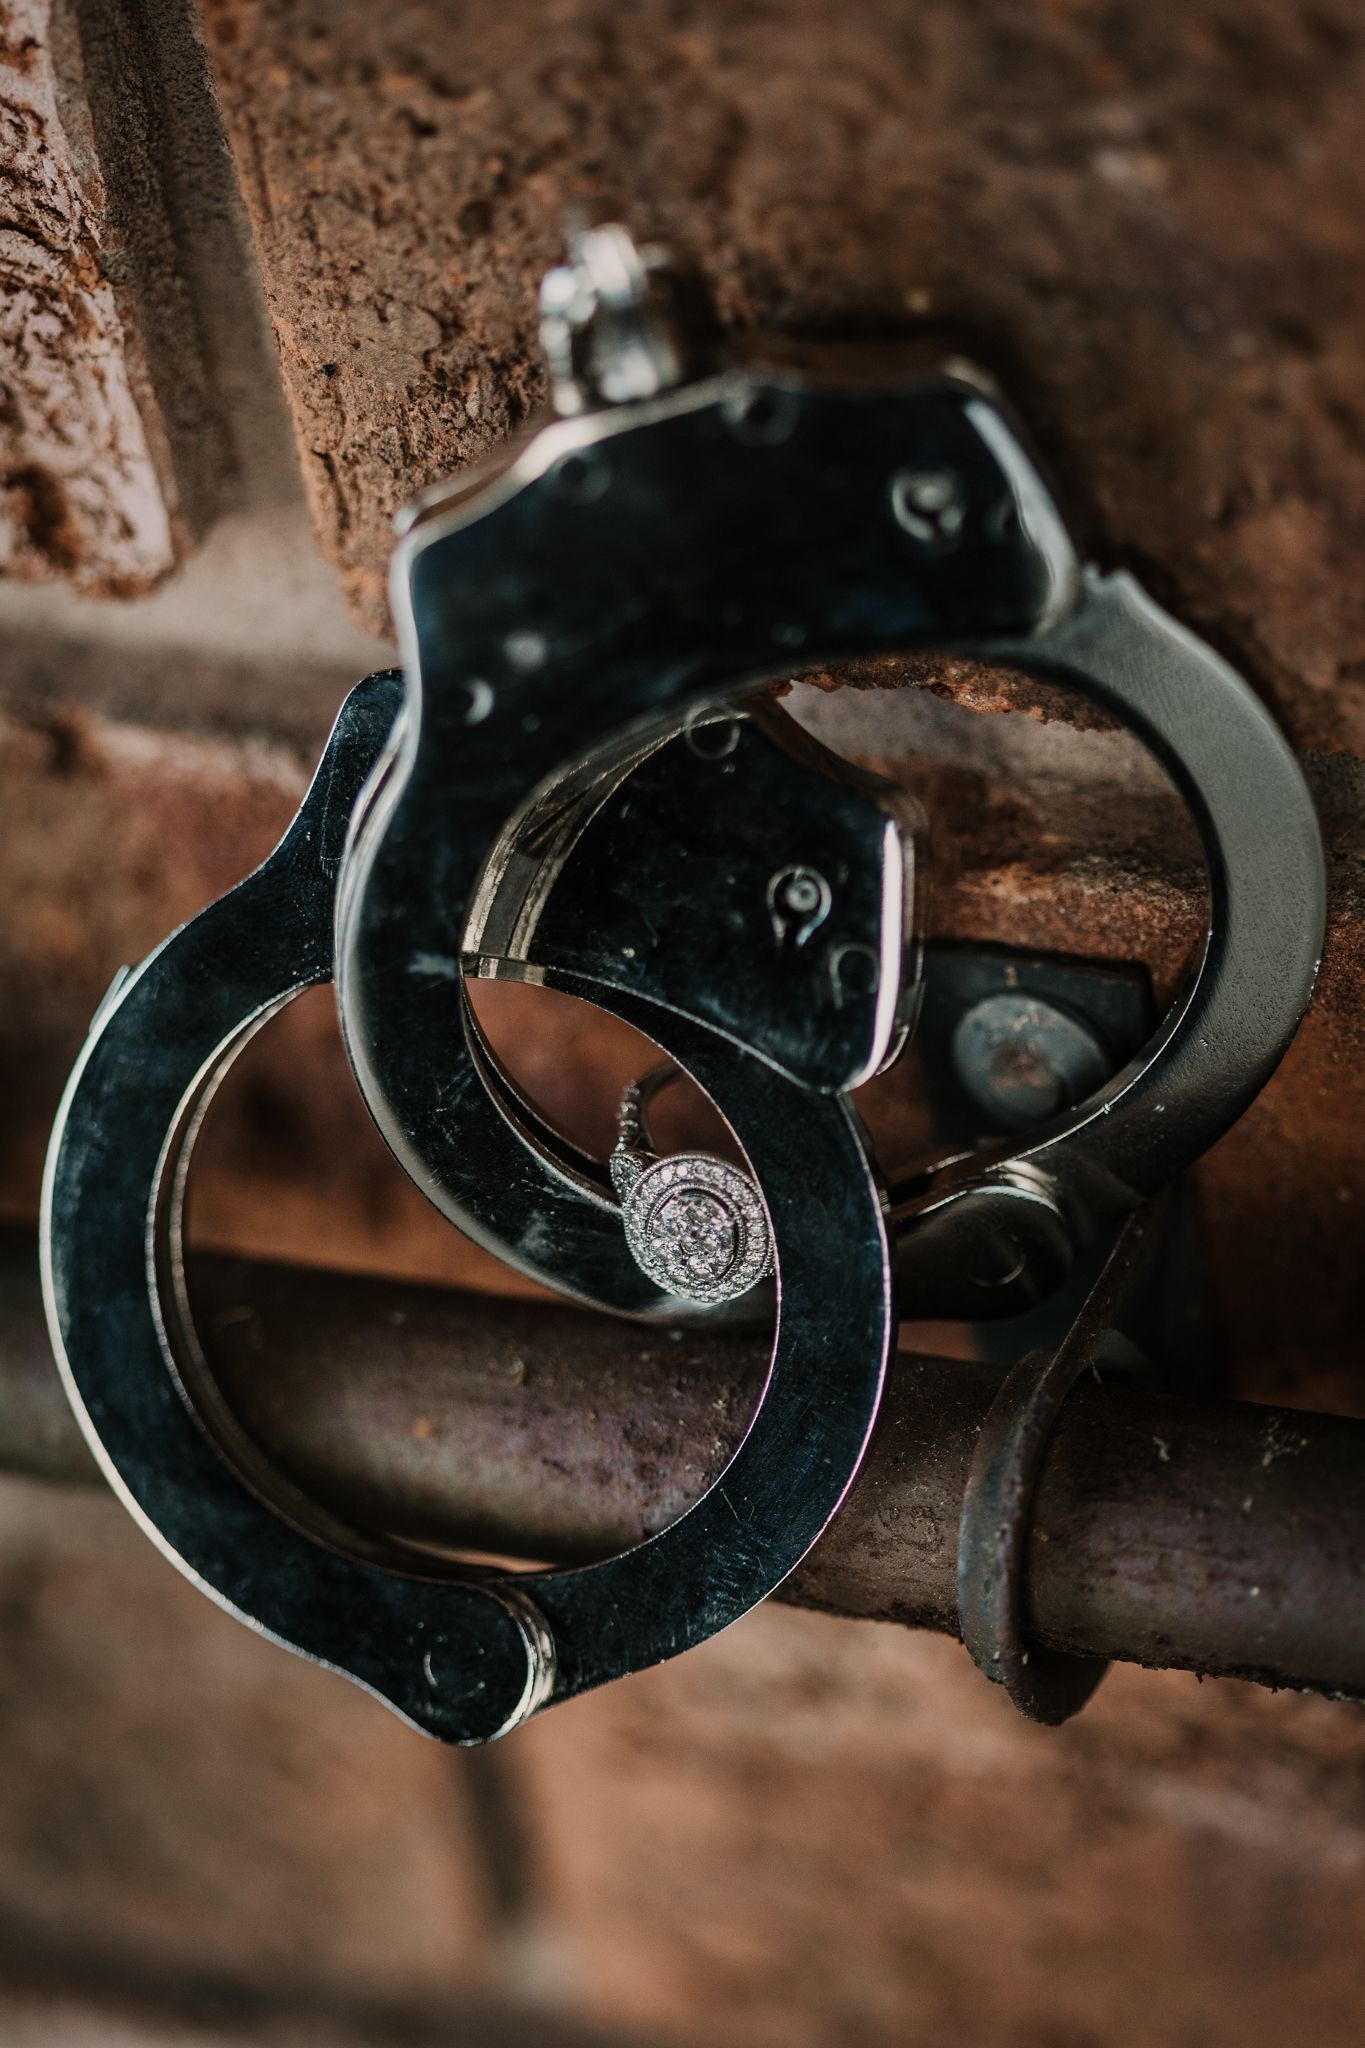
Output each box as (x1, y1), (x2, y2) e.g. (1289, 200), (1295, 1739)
(610, 1065), (775, 1306)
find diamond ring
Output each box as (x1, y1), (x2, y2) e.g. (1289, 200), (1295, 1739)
(610, 1064), (775, 1306)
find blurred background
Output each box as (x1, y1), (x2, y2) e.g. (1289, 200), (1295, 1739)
(3, 1), (1365, 2042)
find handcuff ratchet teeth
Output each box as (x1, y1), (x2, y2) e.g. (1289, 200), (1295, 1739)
(41, 225), (1325, 1742)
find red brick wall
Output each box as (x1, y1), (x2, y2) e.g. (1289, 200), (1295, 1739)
(3, 3), (1365, 2043)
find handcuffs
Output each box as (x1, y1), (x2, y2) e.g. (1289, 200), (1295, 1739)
(42, 227), (1325, 1741)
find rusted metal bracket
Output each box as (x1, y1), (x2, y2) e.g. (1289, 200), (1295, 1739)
(2, 1224), (1361, 1704)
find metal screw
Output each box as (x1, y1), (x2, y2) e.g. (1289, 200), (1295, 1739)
(951, 993), (1110, 1132)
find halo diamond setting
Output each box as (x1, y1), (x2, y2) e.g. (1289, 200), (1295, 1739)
(617, 1151), (774, 1306)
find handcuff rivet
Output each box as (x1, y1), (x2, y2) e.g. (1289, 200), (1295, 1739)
(722, 385), (798, 445)
(830, 941), (881, 1002)
(684, 713), (742, 761)
(546, 447), (611, 504)
(504, 630), (548, 673)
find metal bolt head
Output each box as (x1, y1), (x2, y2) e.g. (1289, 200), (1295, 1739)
(951, 992), (1110, 1132)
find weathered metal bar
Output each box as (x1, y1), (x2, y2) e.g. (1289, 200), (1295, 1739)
(3, 1226), (1362, 1699)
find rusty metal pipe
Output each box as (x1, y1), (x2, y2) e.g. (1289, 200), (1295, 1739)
(3, 1227), (1362, 1699)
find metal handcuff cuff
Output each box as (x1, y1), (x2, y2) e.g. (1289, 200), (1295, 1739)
(42, 228), (1325, 1743)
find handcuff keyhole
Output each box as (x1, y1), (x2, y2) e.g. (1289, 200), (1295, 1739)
(890, 466), (967, 548)
(768, 864), (832, 946)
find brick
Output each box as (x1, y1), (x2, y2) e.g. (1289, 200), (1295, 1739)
(0, 0), (181, 591)
(199, 0), (1365, 756)
(512, 1601), (1365, 2048)
(7, 10), (1365, 2045)
(0, 1474), (491, 2002)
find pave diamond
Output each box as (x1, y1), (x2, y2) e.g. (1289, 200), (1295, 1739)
(619, 1152), (774, 1307)
(653, 1190), (738, 1288)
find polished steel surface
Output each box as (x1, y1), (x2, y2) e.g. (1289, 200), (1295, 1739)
(42, 672), (894, 1742)
(339, 234), (1323, 1325)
